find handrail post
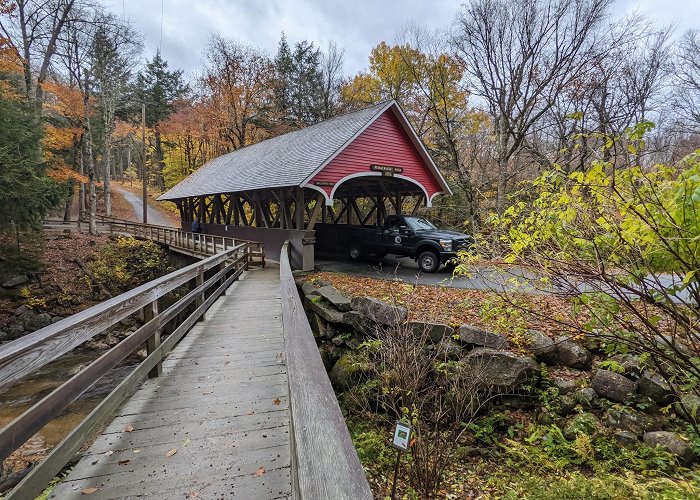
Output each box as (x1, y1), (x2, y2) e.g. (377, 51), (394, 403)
(143, 300), (162, 378)
(220, 240), (228, 294)
(196, 268), (205, 321)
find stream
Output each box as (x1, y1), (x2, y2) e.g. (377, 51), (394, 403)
(0, 347), (140, 474)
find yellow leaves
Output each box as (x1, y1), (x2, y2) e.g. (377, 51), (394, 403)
(81, 487), (99, 495)
(165, 448), (177, 457)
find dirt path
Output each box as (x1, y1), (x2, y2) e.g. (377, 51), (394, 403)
(112, 185), (177, 227)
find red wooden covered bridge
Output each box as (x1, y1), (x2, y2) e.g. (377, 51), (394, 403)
(158, 100), (452, 270)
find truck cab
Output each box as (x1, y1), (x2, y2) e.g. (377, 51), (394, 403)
(351, 215), (472, 273)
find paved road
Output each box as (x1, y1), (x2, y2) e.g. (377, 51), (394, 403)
(315, 255), (538, 291)
(113, 185), (175, 227)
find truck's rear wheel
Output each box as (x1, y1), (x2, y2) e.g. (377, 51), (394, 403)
(349, 245), (362, 261)
(418, 251), (440, 273)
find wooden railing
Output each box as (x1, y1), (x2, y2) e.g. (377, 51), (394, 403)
(0, 241), (254, 499)
(279, 242), (373, 499)
(92, 215), (265, 266)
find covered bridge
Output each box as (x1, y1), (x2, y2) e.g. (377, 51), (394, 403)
(158, 100), (452, 270)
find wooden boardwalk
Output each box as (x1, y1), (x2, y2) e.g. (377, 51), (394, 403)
(49, 265), (291, 499)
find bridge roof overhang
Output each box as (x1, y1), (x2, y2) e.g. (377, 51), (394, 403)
(157, 101), (452, 208)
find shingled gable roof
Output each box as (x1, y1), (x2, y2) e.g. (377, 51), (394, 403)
(157, 100), (451, 201)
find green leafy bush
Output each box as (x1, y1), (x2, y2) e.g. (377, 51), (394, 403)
(87, 236), (176, 295)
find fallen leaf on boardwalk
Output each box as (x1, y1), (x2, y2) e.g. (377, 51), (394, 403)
(247, 410), (254, 415)
(118, 459), (130, 465)
(187, 491), (199, 498)
(254, 466), (266, 477)
(183, 439), (191, 447)
(166, 448), (177, 457)
(202, 391), (213, 395)
(124, 425), (134, 432)
(81, 487), (99, 495)
(272, 398), (281, 406)
(132, 449), (140, 453)
(104, 451), (113, 456)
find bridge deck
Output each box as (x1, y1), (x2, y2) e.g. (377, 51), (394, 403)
(49, 266), (291, 499)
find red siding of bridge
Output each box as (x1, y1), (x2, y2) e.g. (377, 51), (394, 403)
(308, 110), (443, 199)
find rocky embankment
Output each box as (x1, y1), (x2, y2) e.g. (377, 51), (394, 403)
(296, 274), (700, 466)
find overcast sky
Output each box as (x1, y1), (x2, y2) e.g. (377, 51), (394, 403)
(107, 0), (700, 80)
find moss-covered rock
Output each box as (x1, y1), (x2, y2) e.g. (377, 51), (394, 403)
(330, 352), (373, 390)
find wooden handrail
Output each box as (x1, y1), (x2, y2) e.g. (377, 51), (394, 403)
(89, 214), (265, 266)
(279, 242), (372, 499)
(0, 240), (254, 499)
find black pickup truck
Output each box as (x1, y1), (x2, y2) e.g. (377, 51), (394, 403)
(314, 215), (472, 273)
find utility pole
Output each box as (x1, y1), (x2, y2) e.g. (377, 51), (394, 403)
(142, 103), (148, 224)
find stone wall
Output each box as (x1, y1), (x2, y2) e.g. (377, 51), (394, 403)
(295, 274), (700, 466)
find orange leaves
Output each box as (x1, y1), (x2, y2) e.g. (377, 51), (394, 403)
(46, 166), (89, 183)
(42, 81), (91, 122)
(113, 119), (138, 140)
(0, 36), (21, 76)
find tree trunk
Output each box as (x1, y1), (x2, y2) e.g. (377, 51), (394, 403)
(104, 136), (112, 218)
(79, 151), (86, 222)
(63, 179), (74, 222)
(154, 128), (165, 191)
(82, 84), (97, 235)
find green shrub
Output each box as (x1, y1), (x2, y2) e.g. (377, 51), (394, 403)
(349, 421), (395, 471)
(87, 236), (176, 295)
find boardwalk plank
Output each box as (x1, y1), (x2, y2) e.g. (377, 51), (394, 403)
(49, 266), (290, 500)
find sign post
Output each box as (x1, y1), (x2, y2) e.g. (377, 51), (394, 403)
(390, 421), (412, 500)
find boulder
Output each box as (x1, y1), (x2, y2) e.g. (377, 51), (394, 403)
(301, 281), (320, 298)
(435, 340), (463, 361)
(592, 369), (636, 403)
(524, 330), (556, 363)
(674, 394), (700, 424)
(552, 377), (577, 395)
(350, 297), (407, 327)
(2, 274), (28, 288)
(610, 354), (643, 378)
(6, 323), (25, 340)
(317, 286), (352, 312)
(313, 278), (332, 288)
(458, 325), (508, 349)
(23, 312), (51, 332)
(309, 297), (345, 324)
(51, 316), (63, 324)
(563, 412), (601, 440)
(638, 370), (673, 405)
(574, 388), (599, 409)
(329, 353), (372, 391)
(643, 431), (696, 466)
(343, 310), (377, 336)
(319, 344), (342, 371)
(552, 338), (592, 370)
(613, 430), (639, 448)
(461, 348), (539, 391)
(14, 305), (28, 316)
(604, 407), (660, 436)
(0, 330), (7, 342)
(408, 321), (454, 343)
(553, 393), (578, 416)
(331, 335), (345, 347)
